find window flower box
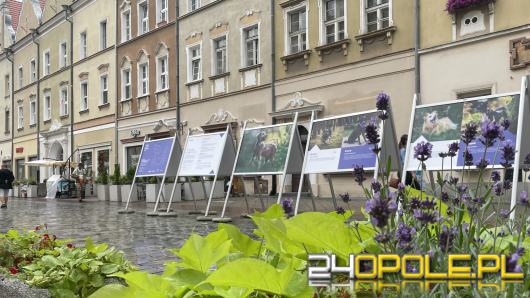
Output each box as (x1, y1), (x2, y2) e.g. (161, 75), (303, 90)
(446, 0), (494, 14)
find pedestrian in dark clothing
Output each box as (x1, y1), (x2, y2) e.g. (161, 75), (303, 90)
(0, 162), (15, 208)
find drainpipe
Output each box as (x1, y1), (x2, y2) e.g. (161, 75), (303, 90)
(62, 5), (74, 161)
(5, 47), (14, 171)
(175, 0), (180, 134)
(413, 0), (420, 97)
(114, 2), (119, 172)
(30, 28), (40, 181)
(270, 0), (277, 195)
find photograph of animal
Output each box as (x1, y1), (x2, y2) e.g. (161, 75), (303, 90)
(251, 130), (277, 169)
(343, 123), (367, 145)
(422, 110), (458, 136)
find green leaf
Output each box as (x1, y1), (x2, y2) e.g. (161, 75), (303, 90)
(40, 255), (61, 268)
(172, 232), (232, 273)
(251, 215), (305, 259)
(252, 204), (284, 219)
(202, 258), (308, 297)
(100, 264), (120, 275)
(218, 224), (261, 257)
(89, 284), (132, 298)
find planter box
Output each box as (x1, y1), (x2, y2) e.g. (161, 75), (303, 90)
(121, 184), (138, 202)
(183, 181), (223, 201)
(26, 185), (38, 198)
(109, 185), (122, 202)
(96, 184), (110, 201)
(8, 189), (13, 197)
(146, 184), (181, 203)
(37, 183), (47, 197)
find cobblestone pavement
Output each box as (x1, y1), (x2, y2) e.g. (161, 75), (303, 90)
(0, 197), (257, 274)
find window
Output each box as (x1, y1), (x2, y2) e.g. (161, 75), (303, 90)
(126, 145), (142, 171)
(456, 88), (492, 99)
(17, 104), (23, 129)
(157, 55), (168, 90)
(138, 63), (149, 96)
(15, 158), (25, 180)
(18, 66), (23, 88)
(288, 8), (307, 54)
(213, 36), (227, 75)
(60, 42), (68, 67)
(4, 110), (10, 133)
(122, 69), (131, 100)
(100, 75), (108, 105)
(121, 10), (131, 42)
(5, 75), (10, 97)
(28, 156), (38, 181)
(365, 0), (390, 33)
(158, 0), (168, 22)
(243, 25), (259, 67)
(324, 0), (345, 44)
(80, 32), (87, 59)
(80, 81), (88, 111)
(189, 0), (200, 12)
(43, 50), (50, 76)
(96, 149), (110, 176)
(100, 20), (107, 50)
(138, 1), (149, 35)
(60, 87), (68, 116)
(29, 96), (36, 125)
(30, 59), (36, 82)
(80, 151), (93, 176)
(44, 93), (51, 120)
(188, 45), (201, 82)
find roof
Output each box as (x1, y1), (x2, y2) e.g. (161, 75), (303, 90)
(7, 0), (23, 31)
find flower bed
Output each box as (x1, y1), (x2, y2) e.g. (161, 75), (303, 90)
(89, 93), (530, 297)
(446, 0), (495, 14)
(0, 225), (135, 297)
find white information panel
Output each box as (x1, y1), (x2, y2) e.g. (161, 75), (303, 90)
(179, 132), (226, 177)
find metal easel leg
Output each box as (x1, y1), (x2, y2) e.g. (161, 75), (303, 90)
(254, 177), (265, 210)
(118, 177), (136, 214)
(212, 175), (235, 223)
(327, 174), (338, 210)
(241, 176), (252, 218)
(147, 176), (166, 216)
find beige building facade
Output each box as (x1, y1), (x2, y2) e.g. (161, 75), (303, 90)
(0, 52), (12, 167)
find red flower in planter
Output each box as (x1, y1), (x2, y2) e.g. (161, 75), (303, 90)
(34, 225), (41, 231)
(9, 266), (18, 275)
(67, 243), (75, 249)
(446, 0), (495, 13)
(42, 233), (50, 240)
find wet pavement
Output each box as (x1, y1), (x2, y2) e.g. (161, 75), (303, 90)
(0, 197), (257, 274)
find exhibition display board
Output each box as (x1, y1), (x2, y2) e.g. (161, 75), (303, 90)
(401, 76), (529, 220)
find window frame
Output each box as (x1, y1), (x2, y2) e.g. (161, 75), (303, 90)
(186, 43), (202, 83)
(60, 86), (69, 116)
(43, 92), (51, 121)
(157, 0), (168, 23)
(59, 41), (68, 68)
(318, 0), (348, 45)
(137, 62), (149, 96)
(43, 50), (51, 76)
(121, 9), (132, 42)
(17, 103), (23, 129)
(361, 0), (392, 34)
(29, 96), (36, 125)
(80, 80), (89, 112)
(156, 54), (169, 91)
(121, 68), (132, 101)
(284, 2), (309, 55)
(212, 34), (228, 75)
(138, 0), (149, 35)
(241, 24), (260, 67)
(99, 19), (108, 50)
(18, 66), (23, 88)
(4, 109), (10, 133)
(80, 31), (88, 59)
(30, 59), (36, 82)
(99, 74), (108, 105)
(189, 0), (200, 12)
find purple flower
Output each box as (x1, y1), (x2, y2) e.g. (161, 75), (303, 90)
(475, 158), (489, 170)
(493, 182), (503, 196)
(339, 193), (351, 203)
(491, 171), (501, 182)
(421, 198), (436, 209)
(398, 182), (405, 192)
(375, 232), (392, 244)
(447, 142), (460, 157)
(364, 121), (381, 153)
(499, 209), (510, 219)
(281, 198), (294, 216)
(439, 225), (456, 252)
(504, 180), (512, 191)
(480, 118), (503, 147)
(519, 191), (529, 206)
(353, 165), (366, 186)
(376, 93), (390, 111)
(365, 193), (397, 228)
(409, 197), (421, 210)
(456, 185), (468, 194)
(449, 176), (459, 185)
(501, 119), (510, 130)
(413, 209), (439, 224)
(446, 0), (495, 14)
(336, 206), (346, 215)
(461, 122), (479, 145)
(505, 248), (525, 273)
(396, 223), (416, 251)
(371, 179), (382, 193)
(463, 149), (474, 166)
(414, 141), (433, 162)
(501, 141), (515, 168)
(440, 191), (450, 203)
(439, 152), (448, 158)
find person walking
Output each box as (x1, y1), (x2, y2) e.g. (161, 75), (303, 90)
(72, 163), (88, 202)
(0, 162), (15, 208)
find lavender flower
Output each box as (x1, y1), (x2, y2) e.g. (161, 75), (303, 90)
(475, 158), (489, 170)
(439, 225), (456, 252)
(398, 182), (405, 192)
(414, 141), (433, 162)
(461, 122), (479, 145)
(396, 223), (416, 251)
(281, 198), (293, 216)
(501, 119), (511, 130)
(491, 171), (501, 182)
(449, 176), (459, 185)
(519, 191), (529, 206)
(340, 192), (351, 203)
(440, 191), (450, 203)
(409, 197), (421, 210)
(504, 180), (513, 191)
(421, 198), (436, 209)
(480, 118), (503, 147)
(463, 149), (474, 166)
(447, 142), (460, 157)
(371, 179), (382, 193)
(439, 152), (448, 158)
(353, 165), (366, 185)
(505, 248), (525, 273)
(499, 209), (510, 219)
(365, 193), (397, 228)
(364, 121), (380, 145)
(376, 93), (390, 120)
(336, 206), (346, 215)
(501, 141), (516, 168)
(413, 209), (439, 224)
(375, 232), (392, 244)
(493, 182), (503, 196)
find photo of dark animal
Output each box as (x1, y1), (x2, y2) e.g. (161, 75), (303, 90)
(344, 124), (366, 145)
(321, 127), (332, 145)
(251, 130), (277, 169)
